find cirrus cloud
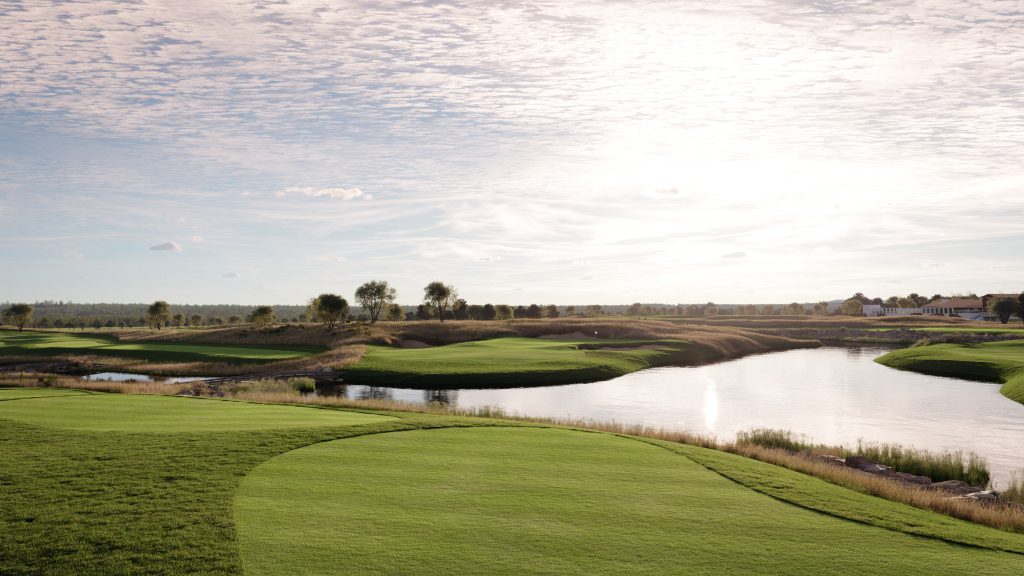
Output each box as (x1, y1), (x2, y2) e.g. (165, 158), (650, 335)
(283, 187), (370, 201)
(149, 241), (182, 253)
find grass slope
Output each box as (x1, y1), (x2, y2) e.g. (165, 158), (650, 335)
(0, 394), (394, 432)
(0, 330), (322, 363)
(343, 337), (718, 387)
(3, 389), (1024, 575)
(877, 341), (1024, 404)
(236, 427), (1024, 575)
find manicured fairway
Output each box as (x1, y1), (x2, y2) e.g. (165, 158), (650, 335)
(0, 330), (322, 363)
(0, 387), (91, 400)
(0, 394), (394, 431)
(235, 427), (1024, 576)
(877, 340), (1024, 404)
(345, 337), (707, 386)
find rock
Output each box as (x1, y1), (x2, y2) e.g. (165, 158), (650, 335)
(844, 456), (891, 475)
(891, 471), (932, 486)
(816, 455), (846, 467)
(963, 490), (999, 502)
(844, 456), (875, 471)
(930, 480), (977, 495)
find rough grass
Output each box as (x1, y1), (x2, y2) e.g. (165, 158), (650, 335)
(876, 340), (1024, 405)
(236, 427), (1024, 576)
(3, 319), (814, 379)
(734, 428), (992, 486)
(0, 394), (393, 432)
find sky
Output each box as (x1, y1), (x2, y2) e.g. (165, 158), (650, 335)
(1, 0), (1022, 305)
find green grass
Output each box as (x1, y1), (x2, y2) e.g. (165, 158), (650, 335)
(3, 388), (1024, 575)
(0, 387), (91, 400)
(0, 329), (323, 363)
(0, 394), (394, 432)
(236, 427), (1024, 575)
(344, 336), (715, 387)
(876, 340), (1024, 404)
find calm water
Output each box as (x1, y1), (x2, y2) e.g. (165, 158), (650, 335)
(329, 347), (1024, 486)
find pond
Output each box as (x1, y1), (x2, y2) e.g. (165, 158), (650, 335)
(328, 347), (1024, 486)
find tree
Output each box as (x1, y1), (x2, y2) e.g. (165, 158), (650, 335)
(784, 302), (803, 315)
(354, 280), (396, 324)
(812, 301), (829, 315)
(228, 315), (241, 324)
(494, 304), (513, 320)
(190, 314), (203, 327)
(585, 304), (603, 316)
(840, 299), (864, 316)
(704, 305), (719, 316)
(467, 304), (483, 320)
(544, 304), (560, 319)
(565, 305), (576, 317)
(314, 293), (349, 330)
(513, 305), (527, 319)
(453, 299), (469, 320)
(172, 314), (185, 328)
(386, 303), (404, 322)
(884, 296), (900, 307)
(526, 304), (542, 319)
(626, 303), (642, 316)
(990, 298), (1018, 324)
(305, 296), (321, 323)
(423, 281), (455, 322)
(481, 303), (497, 321)
(248, 306), (275, 329)
(147, 301), (170, 330)
(415, 304), (434, 320)
(2, 304), (33, 331)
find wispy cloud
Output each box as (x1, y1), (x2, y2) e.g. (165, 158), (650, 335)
(283, 187), (370, 201)
(149, 241), (182, 253)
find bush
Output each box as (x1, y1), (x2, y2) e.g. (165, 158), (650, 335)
(735, 428), (813, 452)
(1001, 470), (1024, 505)
(854, 440), (990, 486)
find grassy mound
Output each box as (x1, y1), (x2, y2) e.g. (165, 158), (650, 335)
(236, 427), (1024, 575)
(0, 330), (322, 363)
(0, 394), (394, 432)
(342, 337), (715, 387)
(876, 341), (1024, 404)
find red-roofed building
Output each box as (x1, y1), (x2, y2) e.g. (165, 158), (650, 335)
(922, 298), (983, 320)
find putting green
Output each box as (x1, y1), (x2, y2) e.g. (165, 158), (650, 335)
(235, 427), (1024, 576)
(0, 330), (322, 362)
(0, 394), (395, 432)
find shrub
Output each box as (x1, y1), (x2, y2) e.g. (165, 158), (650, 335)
(1000, 470), (1024, 506)
(854, 440), (990, 487)
(735, 428), (812, 452)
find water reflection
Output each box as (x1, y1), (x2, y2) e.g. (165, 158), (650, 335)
(423, 389), (459, 405)
(334, 347), (1024, 486)
(702, 377), (718, 431)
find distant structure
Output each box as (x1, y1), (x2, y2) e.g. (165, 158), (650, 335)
(857, 294), (1016, 321)
(921, 297), (984, 320)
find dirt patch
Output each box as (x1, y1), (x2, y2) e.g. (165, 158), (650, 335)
(539, 331), (596, 340)
(398, 340), (433, 349)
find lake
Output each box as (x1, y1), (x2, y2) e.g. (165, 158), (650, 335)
(330, 347), (1024, 486)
